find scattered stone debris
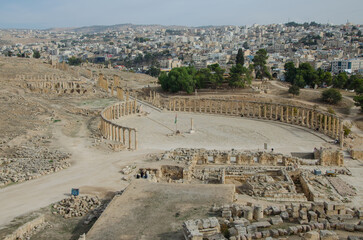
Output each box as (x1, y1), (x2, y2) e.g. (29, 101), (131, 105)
(120, 165), (136, 175)
(52, 195), (101, 219)
(182, 203), (363, 240)
(0, 146), (70, 187)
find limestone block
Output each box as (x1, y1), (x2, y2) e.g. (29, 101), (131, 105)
(255, 232), (264, 239)
(287, 226), (298, 235)
(325, 210), (338, 216)
(358, 210), (363, 219)
(280, 211), (289, 220)
(324, 202), (334, 211)
(209, 217), (219, 228)
(235, 225), (247, 236)
(303, 231), (319, 240)
(222, 210), (232, 218)
(270, 229), (279, 237)
(251, 221), (271, 228)
(201, 219), (211, 229)
(344, 224), (356, 232)
(270, 216), (283, 225)
(354, 225), (363, 232)
(339, 214), (353, 221)
(261, 230), (270, 238)
(319, 230), (339, 240)
(300, 210), (308, 220)
(233, 218), (250, 227)
(246, 225), (257, 234)
(278, 228), (287, 236)
(308, 211), (317, 222)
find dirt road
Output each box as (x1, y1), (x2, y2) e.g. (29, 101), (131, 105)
(0, 120), (154, 228)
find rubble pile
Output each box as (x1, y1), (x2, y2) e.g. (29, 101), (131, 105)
(0, 146), (71, 187)
(52, 195), (101, 219)
(183, 202), (363, 240)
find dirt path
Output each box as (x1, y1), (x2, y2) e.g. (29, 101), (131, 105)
(0, 120), (154, 229)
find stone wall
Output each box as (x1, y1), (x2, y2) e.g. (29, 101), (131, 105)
(315, 149), (344, 167)
(3, 215), (45, 240)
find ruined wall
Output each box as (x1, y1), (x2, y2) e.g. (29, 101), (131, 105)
(4, 215), (45, 240)
(315, 149), (344, 166)
(351, 150), (363, 160)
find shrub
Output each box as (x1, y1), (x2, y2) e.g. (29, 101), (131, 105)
(343, 125), (351, 137)
(288, 85), (300, 96)
(321, 88), (342, 104)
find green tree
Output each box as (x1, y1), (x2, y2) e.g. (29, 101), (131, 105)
(346, 74), (363, 90)
(284, 62), (297, 84)
(146, 66), (161, 77)
(33, 50), (40, 59)
(236, 48), (244, 66)
(208, 64), (225, 87)
(354, 95), (363, 112)
(322, 88), (342, 104)
(195, 68), (211, 89)
(288, 85), (300, 96)
(67, 56), (82, 66)
(299, 63), (318, 87)
(253, 49), (271, 80)
(318, 71), (332, 86)
(243, 42), (249, 49)
(158, 66), (197, 94)
(332, 72), (348, 89)
(228, 64), (252, 88)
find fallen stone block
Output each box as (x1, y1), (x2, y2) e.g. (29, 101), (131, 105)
(303, 231), (319, 240)
(270, 216), (283, 225)
(251, 221), (271, 229)
(344, 223), (356, 232)
(320, 230), (339, 240)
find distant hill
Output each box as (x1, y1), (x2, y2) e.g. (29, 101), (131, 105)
(47, 23), (191, 33)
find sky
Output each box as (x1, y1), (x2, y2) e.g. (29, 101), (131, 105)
(0, 0), (362, 29)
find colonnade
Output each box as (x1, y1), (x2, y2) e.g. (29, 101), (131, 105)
(168, 98), (344, 146)
(23, 81), (89, 94)
(100, 100), (139, 150)
(15, 74), (74, 81)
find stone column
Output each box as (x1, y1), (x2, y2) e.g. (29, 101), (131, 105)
(128, 129), (132, 149)
(258, 104), (261, 118)
(134, 130), (138, 150)
(123, 128), (126, 145)
(173, 100), (176, 112)
(324, 114), (328, 134)
(280, 106), (284, 122)
(339, 123), (344, 148)
(264, 105), (267, 119)
(335, 118), (339, 138)
(328, 116), (332, 137)
(183, 99), (186, 112)
(286, 107), (289, 123)
(332, 117), (336, 138)
(301, 109), (305, 126)
(306, 111), (310, 128)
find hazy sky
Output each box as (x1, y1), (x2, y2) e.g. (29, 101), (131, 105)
(0, 0), (362, 29)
